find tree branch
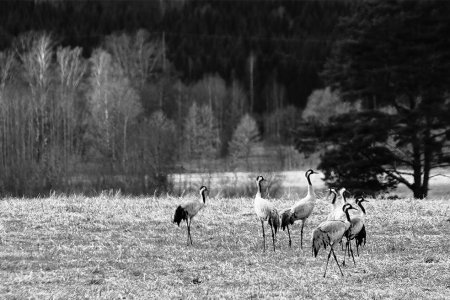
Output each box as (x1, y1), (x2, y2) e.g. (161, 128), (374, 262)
(429, 173), (450, 180)
(430, 130), (450, 139)
(383, 169), (414, 189)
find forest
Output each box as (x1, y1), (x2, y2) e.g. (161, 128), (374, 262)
(0, 0), (352, 196)
(0, 0), (350, 111)
(0, 0), (449, 198)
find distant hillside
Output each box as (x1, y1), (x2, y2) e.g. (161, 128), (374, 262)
(0, 0), (352, 111)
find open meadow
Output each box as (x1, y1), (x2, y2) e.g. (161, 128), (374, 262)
(0, 190), (449, 299)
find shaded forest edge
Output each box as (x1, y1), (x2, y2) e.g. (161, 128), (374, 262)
(1, 1), (449, 199)
(0, 0), (352, 111)
(0, 0), (351, 196)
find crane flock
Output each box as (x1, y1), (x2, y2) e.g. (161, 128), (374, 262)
(172, 169), (369, 277)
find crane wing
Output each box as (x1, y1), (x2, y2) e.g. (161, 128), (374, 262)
(291, 199), (314, 220)
(317, 220), (347, 243)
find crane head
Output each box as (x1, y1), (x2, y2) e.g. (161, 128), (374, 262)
(327, 188), (338, 203)
(342, 203), (357, 212)
(256, 175), (264, 183)
(339, 187), (350, 199)
(356, 197), (368, 204)
(305, 169), (318, 178)
(199, 186), (208, 195)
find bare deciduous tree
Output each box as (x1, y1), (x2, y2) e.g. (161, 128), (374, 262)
(228, 113), (260, 169)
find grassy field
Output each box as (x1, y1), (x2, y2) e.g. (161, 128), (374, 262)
(0, 191), (449, 299)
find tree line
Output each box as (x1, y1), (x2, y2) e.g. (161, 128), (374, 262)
(1, 0), (450, 198)
(0, 0), (351, 112)
(0, 30), (284, 196)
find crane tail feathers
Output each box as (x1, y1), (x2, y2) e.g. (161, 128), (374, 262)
(268, 210), (280, 234)
(280, 209), (293, 231)
(173, 205), (188, 226)
(311, 228), (329, 257)
(311, 228), (321, 257)
(355, 224), (366, 248)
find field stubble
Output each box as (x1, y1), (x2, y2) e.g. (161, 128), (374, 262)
(0, 191), (449, 299)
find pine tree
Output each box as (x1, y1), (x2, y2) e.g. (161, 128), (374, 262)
(308, 0), (450, 198)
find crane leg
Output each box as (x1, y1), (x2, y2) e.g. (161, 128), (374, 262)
(261, 220), (266, 252)
(356, 242), (360, 256)
(343, 241), (348, 266)
(185, 219), (190, 245)
(300, 220), (305, 249)
(331, 247), (344, 277)
(270, 223), (276, 252)
(286, 225), (291, 248)
(342, 239), (356, 266)
(187, 219), (193, 245)
(349, 241), (356, 265)
(324, 247), (332, 277)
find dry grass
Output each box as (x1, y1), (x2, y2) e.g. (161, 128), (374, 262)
(0, 191), (449, 299)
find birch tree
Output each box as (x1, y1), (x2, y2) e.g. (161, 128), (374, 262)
(89, 48), (142, 167)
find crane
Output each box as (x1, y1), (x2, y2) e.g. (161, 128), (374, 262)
(280, 169), (318, 249)
(254, 175), (280, 252)
(173, 186), (208, 245)
(331, 187), (349, 221)
(311, 203), (357, 277)
(344, 196), (368, 264)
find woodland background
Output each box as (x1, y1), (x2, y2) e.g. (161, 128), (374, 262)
(0, 0), (449, 198)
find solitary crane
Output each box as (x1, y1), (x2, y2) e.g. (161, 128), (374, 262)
(311, 203), (357, 277)
(344, 196), (368, 264)
(173, 186), (208, 245)
(254, 176), (280, 252)
(281, 169), (318, 249)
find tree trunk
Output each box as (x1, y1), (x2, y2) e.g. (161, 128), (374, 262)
(419, 119), (433, 199)
(411, 132), (423, 198)
(122, 117), (128, 170)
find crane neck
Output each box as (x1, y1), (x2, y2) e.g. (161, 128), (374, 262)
(201, 191), (206, 204)
(331, 192), (337, 205)
(341, 192), (347, 203)
(357, 202), (366, 215)
(307, 184), (314, 198)
(256, 181), (262, 197)
(344, 209), (351, 222)
(306, 173), (312, 186)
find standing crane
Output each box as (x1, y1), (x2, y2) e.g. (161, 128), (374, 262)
(311, 203), (357, 277)
(254, 176), (280, 252)
(326, 187), (349, 250)
(344, 196), (368, 265)
(280, 169), (318, 249)
(173, 186), (208, 245)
